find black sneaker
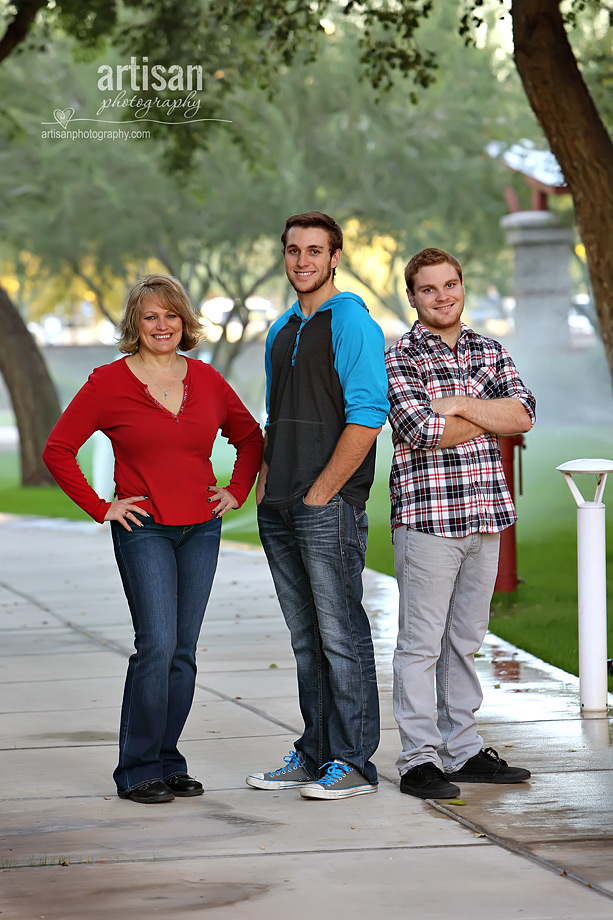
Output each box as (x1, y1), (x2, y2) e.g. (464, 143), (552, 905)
(400, 762), (461, 799)
(444, 747), (531, 784)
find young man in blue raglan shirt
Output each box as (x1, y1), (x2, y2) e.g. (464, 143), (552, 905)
(246, 211), (390, 800)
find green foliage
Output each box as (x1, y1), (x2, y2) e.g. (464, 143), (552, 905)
(0, 38), (289, 350)
(53, 0), (120, 50)
(566, 3), (613, 132)
(458, 0), (613, 132)
(0, 11), (542, 333)
(0, 2), (473, 170)
(344, 0), (437, 95)
(2, 0), (610, 173)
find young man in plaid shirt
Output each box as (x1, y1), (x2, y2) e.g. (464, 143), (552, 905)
(386, 247), (536, 800)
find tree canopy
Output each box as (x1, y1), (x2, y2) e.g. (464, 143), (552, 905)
(1, 7), (538, 331)
(0, 0), (612, 486)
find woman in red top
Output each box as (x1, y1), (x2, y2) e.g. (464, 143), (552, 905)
(44, 274), (263, 804)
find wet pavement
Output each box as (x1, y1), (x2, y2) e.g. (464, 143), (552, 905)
(0, 514), (612, 919)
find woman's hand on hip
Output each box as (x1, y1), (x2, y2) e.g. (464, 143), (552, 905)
(207, 486), (238, 517)
(104, 496), (149, 531)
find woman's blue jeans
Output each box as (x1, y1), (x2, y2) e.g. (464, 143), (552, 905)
(257, 496), (380, 785)
(111, 515), (222, 794)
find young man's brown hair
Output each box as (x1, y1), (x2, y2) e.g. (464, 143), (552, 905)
(281, 210), (343, 254)
(404, 248), (463, 294)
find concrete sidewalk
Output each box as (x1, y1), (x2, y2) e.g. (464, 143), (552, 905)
(0, 514), (611, 919)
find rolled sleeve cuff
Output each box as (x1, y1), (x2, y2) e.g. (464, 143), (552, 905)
(514, 394), (536, 427)
(346, 406), (389, 428)
(416, 411), (447, 449)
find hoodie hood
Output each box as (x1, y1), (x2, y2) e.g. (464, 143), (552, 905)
(290, 291), (368, 320)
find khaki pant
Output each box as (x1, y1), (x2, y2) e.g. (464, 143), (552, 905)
(393, 526), (501, 775)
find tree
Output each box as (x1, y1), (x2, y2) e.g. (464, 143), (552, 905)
(2, 0), (611, 487)
(121, 0), (613, 380)
(0, 285), (61, 484)
(2, 13), (531, 371)
(0, 38), (290, 380)
(154, 0), (613, 383)
(509, 0), (613, 379)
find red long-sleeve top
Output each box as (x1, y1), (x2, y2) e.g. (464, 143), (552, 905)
(43, 357), (263, 525)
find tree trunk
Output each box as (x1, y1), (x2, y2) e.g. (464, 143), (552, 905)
(70, 263), (119, 326)
(512, 0), (613, 386)
(210, 334), (245, 379)
(0, 286), (61, 485)
(210, 301), (250, 378)
(0, 0), (46, 64)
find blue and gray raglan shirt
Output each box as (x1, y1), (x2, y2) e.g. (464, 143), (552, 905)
(263, 291), (389, 510)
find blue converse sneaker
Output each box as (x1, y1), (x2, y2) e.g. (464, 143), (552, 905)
(246, 749), (313, 790)
(300, 761), (378, 800)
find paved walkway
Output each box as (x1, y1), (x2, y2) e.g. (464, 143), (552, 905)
(0, 515), (611, 919)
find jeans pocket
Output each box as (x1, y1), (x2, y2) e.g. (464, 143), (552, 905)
(301, 494), (342, 510)
(353, 506), (368, 552)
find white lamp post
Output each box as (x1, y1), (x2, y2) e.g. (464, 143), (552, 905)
(557, 458), (613, 714)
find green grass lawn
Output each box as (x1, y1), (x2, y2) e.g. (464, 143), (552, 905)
(2, 424), (612, 683)
(488, 426), (613, 684)
(0, 450), (92, 520)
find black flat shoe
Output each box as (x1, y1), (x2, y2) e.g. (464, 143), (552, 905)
(444, 747), (531, 784)
(121, 781), (175, 804)
(165, 773), (204, 797)
(400, 763), (460, 800)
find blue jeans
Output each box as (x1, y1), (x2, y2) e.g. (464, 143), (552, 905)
(257, 496), (379, 785)
(111, 515), (222, 794)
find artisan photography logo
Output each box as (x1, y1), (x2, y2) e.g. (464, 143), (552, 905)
(41, 57), (231, 140)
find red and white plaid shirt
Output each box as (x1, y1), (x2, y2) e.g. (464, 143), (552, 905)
(386, 321), (536, 537)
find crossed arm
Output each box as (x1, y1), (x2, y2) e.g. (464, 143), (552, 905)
(433, 396), (532, 449)
(386, 344), (535, 452)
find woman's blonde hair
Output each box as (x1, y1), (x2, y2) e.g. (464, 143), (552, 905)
(117, 274), (204, 354)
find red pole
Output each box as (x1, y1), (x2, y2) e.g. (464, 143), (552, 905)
(495, 434), (524, 593)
